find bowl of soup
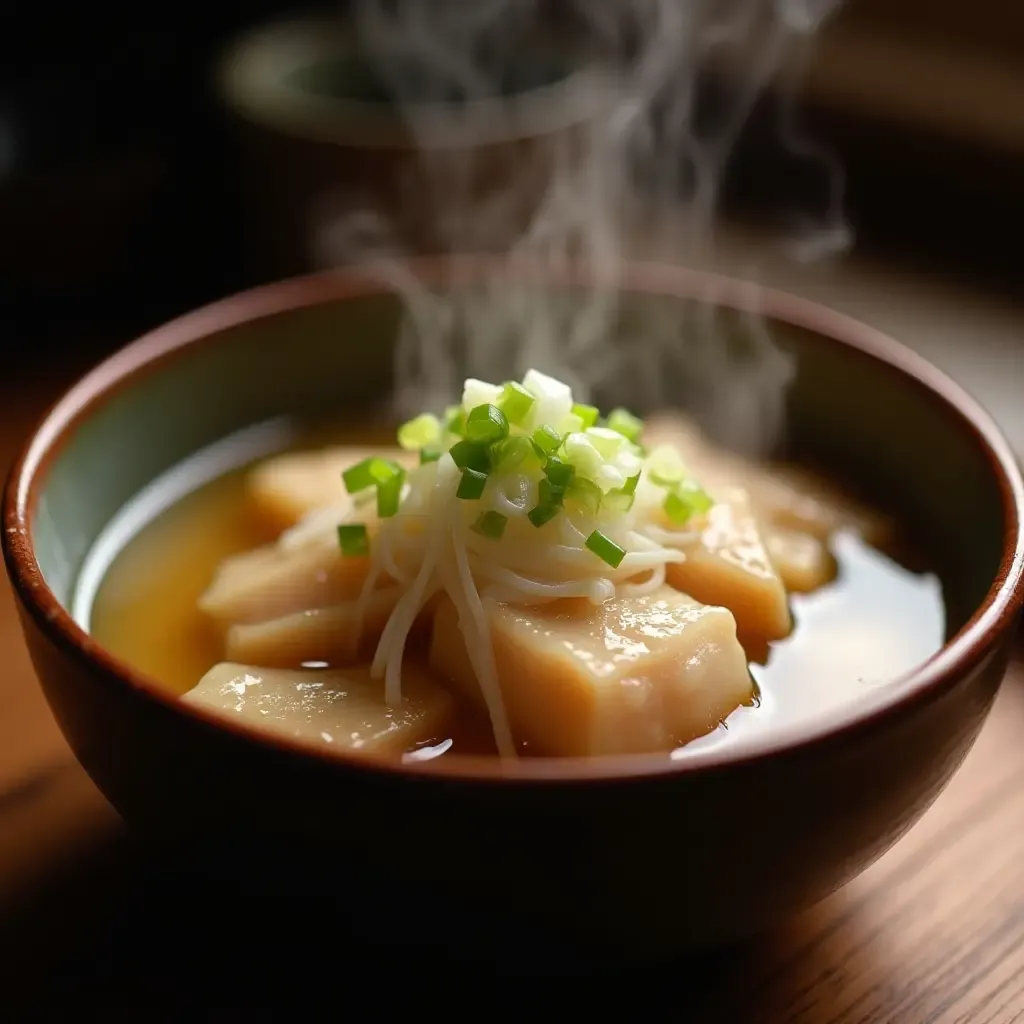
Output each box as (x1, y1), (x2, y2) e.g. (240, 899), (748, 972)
(4, 260), (1022, 961)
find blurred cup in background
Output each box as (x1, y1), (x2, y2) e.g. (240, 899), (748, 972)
(216, 16), (604, 283)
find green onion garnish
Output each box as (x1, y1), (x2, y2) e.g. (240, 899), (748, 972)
(420, 447), (442, 465)
(663, 481), (713, 525)
(465, 403), (510, 446)
(457, 467), (489, 500)
(528, 504), (560, 528)
(607, 408), (643, 444)
(543, 457), (575, 488)
(604, 490), (635, 514)
(586, 530), (626, 568)
(371, 459), (403, 484)
(499, 382), (536, 425)
(587, 427), (626, 459)
(532, 425), (562, 456)
(471, 510), (508, 540)
(397, 413), (442, 451)
(342, 456), (403, 494)
(566, 477), (602, 515)
(572, 403), (599, 429)
(449, 439), (492, 474)
(337, 523), (369, 557)
(445, 405), (467, 436)
(341, 457), (380, 494)
(377, 469), (406, 518)
(495, 436), (534, 472)
(538, 478), (566, 507)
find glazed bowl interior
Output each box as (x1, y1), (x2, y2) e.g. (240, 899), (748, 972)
(22, 264), (1012, 774)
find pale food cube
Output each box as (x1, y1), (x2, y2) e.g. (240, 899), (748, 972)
(248, 446), (413, 532)
(225, 587), (438, 668)
(183, 661), (454, 754)
(665, 488), (793, 641)
(428, 587), (753, 757)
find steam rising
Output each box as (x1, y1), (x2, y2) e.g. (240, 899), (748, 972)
(314, 0), (850, 456)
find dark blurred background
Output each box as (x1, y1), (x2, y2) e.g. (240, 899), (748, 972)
(0, 0), (1020, 368)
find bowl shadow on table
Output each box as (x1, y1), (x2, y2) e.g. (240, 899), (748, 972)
(0, 814), (873, 1018)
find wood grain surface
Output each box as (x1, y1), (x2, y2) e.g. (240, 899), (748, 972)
(2, 261), (1023, 1016)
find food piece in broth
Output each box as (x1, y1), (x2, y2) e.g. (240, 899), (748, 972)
(664, 487), (793, 642)
(225, 586), (433, 668)
(643, 411), (893, 546)
(249, 446), (413, 532)
(183, 661), (454, 754)
(765, 527), (837, 594)
(199, 532), (375, 628)
(428, 586), (754, 757)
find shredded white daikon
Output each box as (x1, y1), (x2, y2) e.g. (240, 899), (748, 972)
(318, 370), (713, 757)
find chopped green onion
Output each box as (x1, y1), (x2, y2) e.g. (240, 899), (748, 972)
(607, 408), (644, 444)
(684, 480), (714, 516)
(420, 447), (442, 465)
(499, 382), (536, 425)
(622, 472), (641, 495)
(586, 530), (626, 568)
(663, 481), (713, 525)
(445, 405), (466, 436)
(572, 403), (599, 429)
(587, 426), (627, 459)
(465, 404), (510, 445)
(648, 445), (687, 487)
(495, 436), (534, 472)
(528, 504), (560, 528)
(457, 467), (488, 500)
(342, 457), (402, 494)
(532, 425), (563, 456)
(538, 478), (566, 507)
(471, 511), (508, 540)
(566, 477), (602, 515)
(604, 490), (635, 514)
(397, 414), (442, 451)
(377, 469), (406, 518)
(341, 457), (379, 494)
(562, 433), (603, 477)
(370, 459), (403, 484)
(337, 523), (369, 557)
(449, 439), (492, 474)
(543, 457), (576, 488)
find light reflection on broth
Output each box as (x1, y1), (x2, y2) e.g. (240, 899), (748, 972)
(85, 421), (946, 763)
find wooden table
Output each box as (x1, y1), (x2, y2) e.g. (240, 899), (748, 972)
(2, 267), (1024, 1017)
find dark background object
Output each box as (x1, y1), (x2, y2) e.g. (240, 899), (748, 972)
(0, 0), (1020, 369)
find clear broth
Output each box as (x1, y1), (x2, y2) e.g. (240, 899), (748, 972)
(86, 428), (947, 760)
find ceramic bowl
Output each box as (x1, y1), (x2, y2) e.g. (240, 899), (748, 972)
(4, 261), (1022, 961)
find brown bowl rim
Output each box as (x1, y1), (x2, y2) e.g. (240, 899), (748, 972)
(4, 258), (1023, 784)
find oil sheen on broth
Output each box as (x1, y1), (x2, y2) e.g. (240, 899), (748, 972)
(87, 404), (945, 763)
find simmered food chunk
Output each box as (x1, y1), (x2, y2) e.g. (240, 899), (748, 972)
(429, 586), (754, 757)
(198, 533), (374, 628)
(249, 446), (413, 532)
(643, 411), (893, 546)
(665, 487), (792, 641)
(765, 527), (837, 594)
(225, 586), (431, 668)
(183, 661), (454, 753)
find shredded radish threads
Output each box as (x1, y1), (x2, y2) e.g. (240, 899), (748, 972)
(372, 466), (450, 704)
(451, 525), (516, 757)
(305, 371), (716, 758)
